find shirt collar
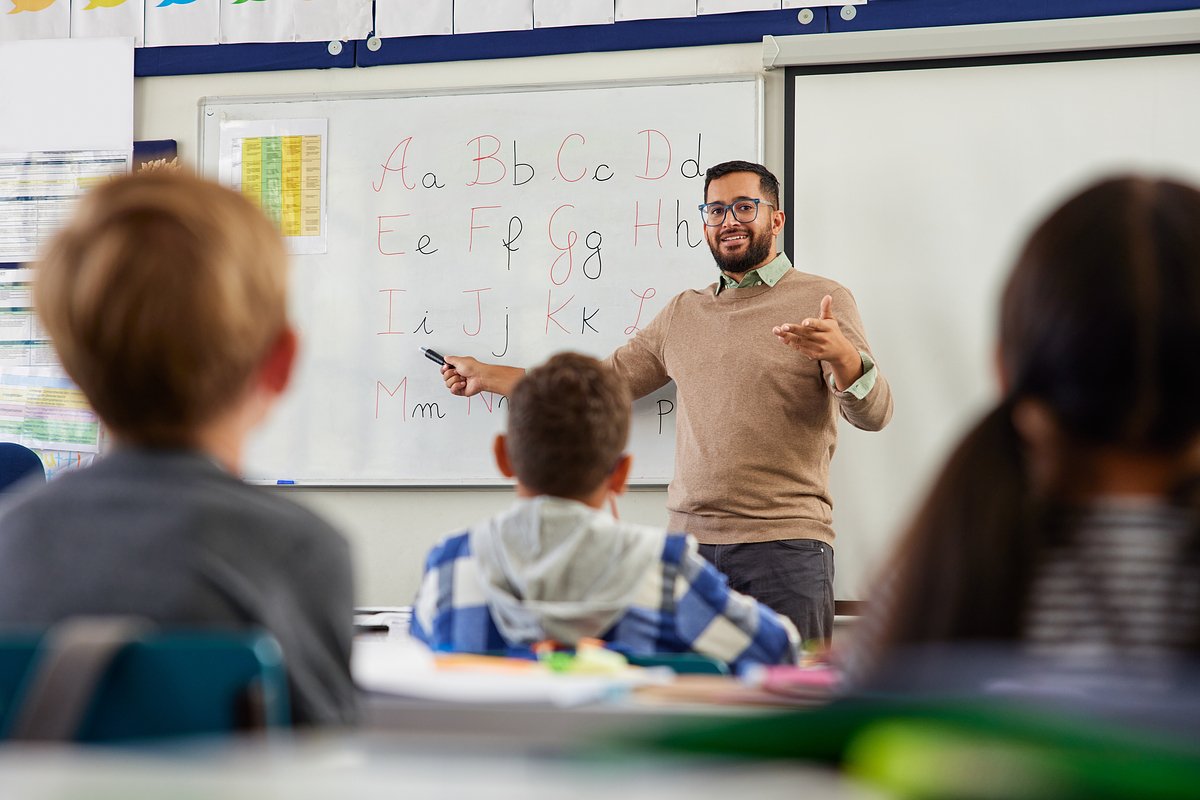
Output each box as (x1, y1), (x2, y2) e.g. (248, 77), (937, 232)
(715, 252), (792, 295)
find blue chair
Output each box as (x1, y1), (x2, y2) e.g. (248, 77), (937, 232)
(0, 618), (291, 743)
(0, 443), (45, 492)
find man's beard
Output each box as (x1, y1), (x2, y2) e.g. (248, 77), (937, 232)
(708, 227), (774, 275)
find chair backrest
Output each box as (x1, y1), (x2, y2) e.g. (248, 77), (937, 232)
(0, 443), (45, 492)
(0, 620), (291, 743)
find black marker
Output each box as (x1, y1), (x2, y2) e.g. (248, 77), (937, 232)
(419, 346), (449, 368)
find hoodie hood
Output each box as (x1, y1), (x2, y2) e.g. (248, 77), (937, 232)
(469, 496), (667, 645)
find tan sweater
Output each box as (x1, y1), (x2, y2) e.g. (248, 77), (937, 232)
(605, 264), (892, 547)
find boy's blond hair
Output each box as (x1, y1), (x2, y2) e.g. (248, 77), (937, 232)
(505, 352), (631, 498)
(34, 171), (289, 447)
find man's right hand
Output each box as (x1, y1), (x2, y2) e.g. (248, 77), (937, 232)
(441, 357), (524, 397)
(442, 356), (483, 396)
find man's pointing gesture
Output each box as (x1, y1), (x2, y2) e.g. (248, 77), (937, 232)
(773, 294), (864, 391)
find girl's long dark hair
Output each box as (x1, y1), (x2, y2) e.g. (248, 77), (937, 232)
(873, 403), (1043, 646)
(869, 176), (1200, 656)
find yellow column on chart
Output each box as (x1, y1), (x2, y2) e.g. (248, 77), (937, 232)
(281, 135), (303, 237)
(301, 135), (322, 237)
(240, 137), (263, 208)
(239, 134), (321, 239)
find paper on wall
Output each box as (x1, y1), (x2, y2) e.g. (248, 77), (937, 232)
(0, 0), (69, 41)
(374, 0), (452, 38)
(781, 0), (867, 7)
(0, 37), (133, 153)
(0, 368), (101, 453)
(533, 0), (612, 29)
(453, 0), (532, 34)
(698, 0), (779, 13)
(294, 0), (371, 42)
(144, 0), (219, 48)
(615, 0), (696, 22)
(220, 0), (295, 44)
(71, 0), (145, 47)
(0, 150), (131, 262)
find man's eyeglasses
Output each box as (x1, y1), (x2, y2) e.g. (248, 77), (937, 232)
(698, 198), (774, 227)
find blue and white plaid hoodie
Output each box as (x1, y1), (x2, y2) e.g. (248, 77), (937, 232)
(411, 496), (800, 670)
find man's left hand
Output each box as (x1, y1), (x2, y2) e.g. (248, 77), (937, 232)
(773, 295), (863, 390)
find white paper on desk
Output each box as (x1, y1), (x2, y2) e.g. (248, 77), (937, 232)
(0, 0), (70, 41)
(698, 0), (779, 13)
(294, 0), (371, 43)
(145, 0), (219, 48)
(71, 0), (145, 48)
(615, 0), (695, 22)
(354, 610), (412, 635)
(533, 0), (612, 29)
(353, 638), (666, 707)
(454, 0), (531, 34)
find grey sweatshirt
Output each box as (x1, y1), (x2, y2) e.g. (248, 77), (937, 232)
(470, 496), (666, 645)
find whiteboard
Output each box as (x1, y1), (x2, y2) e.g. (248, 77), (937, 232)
(200, 78), (762, 484)
(787, 49), (1200, 598)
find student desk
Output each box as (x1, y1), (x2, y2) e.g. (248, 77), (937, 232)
(351, 635), (1200, 800)
(361, 685), (780, 751)
(352, 629), (817, 750)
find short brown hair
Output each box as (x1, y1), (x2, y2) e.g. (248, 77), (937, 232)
(704, 160), (780, 207)
(34, 171), (289, 447)
(505, 352), (631, 498)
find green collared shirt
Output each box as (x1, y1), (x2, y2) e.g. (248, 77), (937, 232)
(715, 252), (793, 294)
(715, 253), (877, 400)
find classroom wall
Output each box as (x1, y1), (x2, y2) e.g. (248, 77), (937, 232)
(134, 42), (783, 605)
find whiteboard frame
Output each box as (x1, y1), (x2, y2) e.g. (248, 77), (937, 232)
(199, 75), (764, 181)
(197, 75), (764, 487)
(779, 30), (1200, 264)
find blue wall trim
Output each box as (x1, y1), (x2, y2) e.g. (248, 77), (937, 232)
(134, 40), (354, 78)
(830, 0), (1200, 32)
(127, 2), (1200, 78)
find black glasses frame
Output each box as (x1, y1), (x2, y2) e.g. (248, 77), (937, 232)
(697, 198), (774, 227)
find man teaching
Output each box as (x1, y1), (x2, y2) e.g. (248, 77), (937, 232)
(441, 160), (892, 643)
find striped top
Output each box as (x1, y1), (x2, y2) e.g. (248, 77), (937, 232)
(839, 499), (1200, 691)
(1024, 499), (1200, 684)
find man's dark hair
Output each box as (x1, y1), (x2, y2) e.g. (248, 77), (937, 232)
(505, 352), (631, 499)
(704, 160), (780, 206)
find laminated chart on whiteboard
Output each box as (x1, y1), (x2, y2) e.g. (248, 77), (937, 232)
(218, 119), (329, 255)
(200, 78), (763, 484)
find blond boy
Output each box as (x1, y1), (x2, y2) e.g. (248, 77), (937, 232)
(0, 172), (355, 725)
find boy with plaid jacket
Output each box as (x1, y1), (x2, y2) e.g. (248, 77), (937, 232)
(411, 353), (799, 671)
